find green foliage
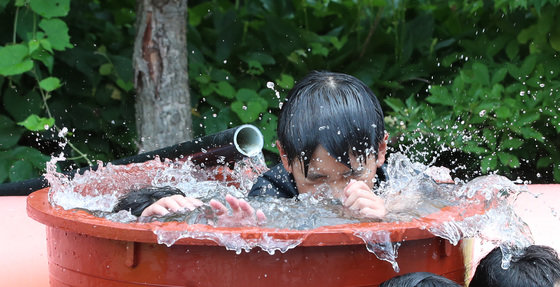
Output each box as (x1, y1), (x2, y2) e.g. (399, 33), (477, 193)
(385, 3), (560, 182)
(0, 0), (558, 184)
(0, 0), (137, 184)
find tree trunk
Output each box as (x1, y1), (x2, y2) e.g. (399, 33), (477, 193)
(133, 0), (192, 152)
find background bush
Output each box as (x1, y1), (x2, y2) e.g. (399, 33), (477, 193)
(0, 0), (558, 184)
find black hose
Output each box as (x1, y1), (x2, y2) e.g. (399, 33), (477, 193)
(0, 125), (264, 196)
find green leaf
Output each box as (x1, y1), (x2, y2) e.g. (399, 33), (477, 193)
(505, 40), (519, 60)
(0, 115), (24, 149)
(472, 62), (489, 86)
(99, 63), (113, 76)
(28, 39), (40, 54)
(463, 143), (487, 154)
(215, 81), (235, 99)
(231, 100), (265, 123)
(9, 160), (35, 182)
(483, 128), (497, 146)
(17, 114), (55, 131)
(0, 44), (33, 76)
(30, 0), (70, 18)
(329, 35), (347, 50)
(31, 47), (54, 73)
(551, 28), (560, 51)
(520, 127), (544, 142)
(39, 39), (53, 53)
(442, 52), (459, 67)
(520, 54), (537, 76)
(481, 155), (497, 173)
(240, 52), (276, 66)
(517, 25), (536, 44)
(384, 98), (405, 112)
(203, 107), (237, 135)
(39, 19), (72, 51)
(109, 55), (134, 84)
(236, 88), (259, 102)
(10, 146), (50, 170)
(0, 0), (9, 13)
(491, 67), (508, 85)
(310, 42), (329, 57)
(257, 114), (278, 153)
(426, 86), (453, 106)
(188, 2), (213, 27)
(495, 106), (512, 119)
(246, 60), (264, 75)
(500, 138), (523, 149)
(497, 152), (520, 168)
(116, 79), (134, 92)
(2, 89), (42, 122)
(536, 157), (552, 168)
(507, 63), (523, 80)
(275, 74), (294, 89)
(517, 113), (540, 127)
(39, 77), (61, 92)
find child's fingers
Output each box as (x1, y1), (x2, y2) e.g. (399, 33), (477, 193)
(344, 188), (374, 208)
(141, 204), (169, 217)
(172, 195), (197, 211)
(189, 198), (204, 207)
(256, 210), (267, 225)
(344, 180), (370, 197)
(209, 199), (228, 216)
(159, 197), (183, 212)
(225, 194), (241, 213)
(238, 199), (255, 217)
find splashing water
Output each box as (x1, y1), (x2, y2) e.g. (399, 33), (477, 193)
(45, 151), (535, 270)
(354, 230), (401, 272)
(154, 229), (303, 255)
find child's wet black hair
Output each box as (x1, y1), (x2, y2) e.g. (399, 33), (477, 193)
(380, 272), (461, 287)
(277, 70), (385, 176)
(469, 245), (560, 287)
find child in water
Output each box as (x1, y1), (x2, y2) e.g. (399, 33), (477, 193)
(115, 71), (388, 223)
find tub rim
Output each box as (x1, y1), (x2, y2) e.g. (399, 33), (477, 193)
(27, 187), (490, 247)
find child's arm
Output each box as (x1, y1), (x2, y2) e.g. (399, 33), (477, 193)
(342, 180), (386, 219)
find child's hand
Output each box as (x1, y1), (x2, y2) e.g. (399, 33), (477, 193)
(342, 180), (386, 220)
(209, 194), (267, 227)
(141, 195), (204, 217)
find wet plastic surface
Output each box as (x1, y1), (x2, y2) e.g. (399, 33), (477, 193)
(27, 187), (469, 287)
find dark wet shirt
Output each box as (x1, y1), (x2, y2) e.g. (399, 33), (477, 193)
(248, 163), (387, 198)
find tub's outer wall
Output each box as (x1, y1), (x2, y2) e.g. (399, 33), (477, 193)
(46, 226), (464, 287)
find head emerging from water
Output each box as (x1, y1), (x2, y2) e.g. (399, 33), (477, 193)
(276, 71), (387, 196)
(469, 245), (560, 287)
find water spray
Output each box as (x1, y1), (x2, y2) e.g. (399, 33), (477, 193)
(0, 125), (264, 196)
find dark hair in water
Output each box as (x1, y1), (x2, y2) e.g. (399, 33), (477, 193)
(112, 186), (184, 217)
(469, 245), (560, 287)
(380, 272), (461, 287)
(277, 71), (385, 176)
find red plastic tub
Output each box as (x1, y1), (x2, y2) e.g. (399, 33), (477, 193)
(26, 186), (476, 287)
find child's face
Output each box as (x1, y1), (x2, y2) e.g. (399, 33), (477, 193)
(283, 145), (384, 198)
